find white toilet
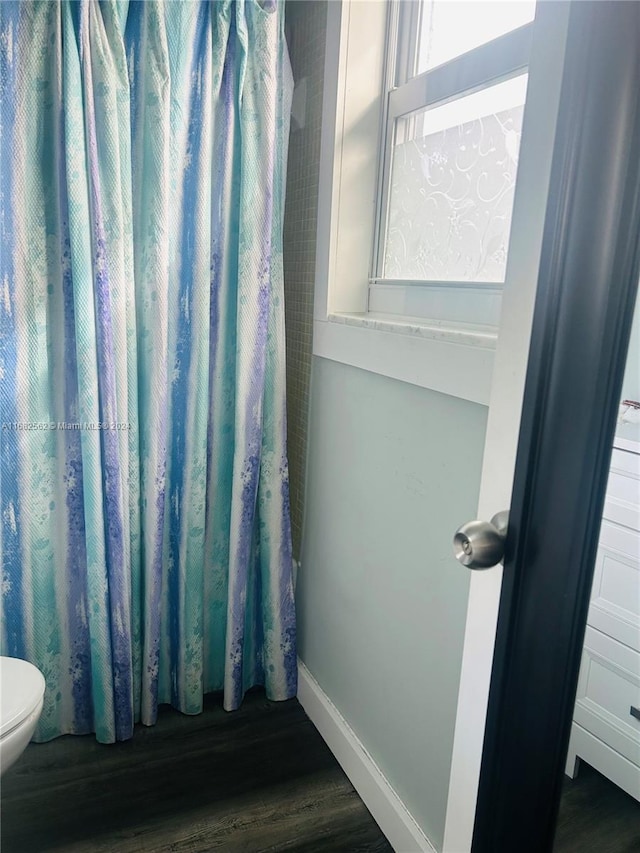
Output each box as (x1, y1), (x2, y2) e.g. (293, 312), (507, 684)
(0, 656), (46, 776)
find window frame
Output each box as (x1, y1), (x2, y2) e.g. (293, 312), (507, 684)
(311, 0), (554, 405)
(371, 3), (535, 314)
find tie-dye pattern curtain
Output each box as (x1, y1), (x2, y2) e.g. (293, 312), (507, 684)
(0, 0), (296, 743)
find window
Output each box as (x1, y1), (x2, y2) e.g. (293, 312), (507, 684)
(313, 0), (552, 402)
(382, 76), (527, 284)
(414, 1), (536, 73)
(347, 1), (529, 327)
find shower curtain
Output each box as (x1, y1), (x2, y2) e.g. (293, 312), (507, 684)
(0, 0), (296, 743)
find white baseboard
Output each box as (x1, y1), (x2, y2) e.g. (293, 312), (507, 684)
(297, 660), (436, 853)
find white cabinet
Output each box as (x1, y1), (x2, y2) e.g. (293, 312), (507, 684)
(565, 440), (640, 801)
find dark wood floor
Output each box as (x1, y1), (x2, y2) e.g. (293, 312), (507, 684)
(0, 691), (393, 853)
(555, 760), (640, 853)
(2, 692), (639, 853)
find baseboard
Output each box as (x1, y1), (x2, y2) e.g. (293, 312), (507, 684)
(297, 660), (436, 853)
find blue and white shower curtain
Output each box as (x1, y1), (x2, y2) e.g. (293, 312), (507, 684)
(0, 0), (296, 743)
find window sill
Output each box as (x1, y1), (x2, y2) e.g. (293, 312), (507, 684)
(328, 312), (498, 349)
(312, 313), (496, 406)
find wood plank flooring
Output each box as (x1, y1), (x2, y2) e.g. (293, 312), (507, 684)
(3, 690), (639, 853)
(555, 760), (640, 853)
(0, 691), (393, 853)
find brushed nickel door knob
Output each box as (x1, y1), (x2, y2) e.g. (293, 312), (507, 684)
(453, 511), (509, 570)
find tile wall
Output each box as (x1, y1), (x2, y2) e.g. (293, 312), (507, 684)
(283, 0), (327, 558)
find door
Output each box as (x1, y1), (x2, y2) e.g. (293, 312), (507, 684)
(443, 3), (640, 851)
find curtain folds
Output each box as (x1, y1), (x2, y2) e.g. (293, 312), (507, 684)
(0, 0), (296, 743)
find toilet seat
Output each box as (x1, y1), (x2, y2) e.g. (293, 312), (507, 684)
(0, 657), (46, 739)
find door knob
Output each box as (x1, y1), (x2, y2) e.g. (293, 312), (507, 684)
(453, 511), (509, 570)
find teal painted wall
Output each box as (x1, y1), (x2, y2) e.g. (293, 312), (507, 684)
(297, 357), (488, 850)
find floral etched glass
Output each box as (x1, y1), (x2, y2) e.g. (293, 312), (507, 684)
(383, 75), (527, 283)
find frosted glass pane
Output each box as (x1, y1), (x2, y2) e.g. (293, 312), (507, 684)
(383, 75), (527, 283)
(417, 1), (536, 73)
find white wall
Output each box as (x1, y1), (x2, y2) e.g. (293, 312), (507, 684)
(617, 292), (640, 443)
(622, 307), (640, 401)
(297, 357), (488, 850)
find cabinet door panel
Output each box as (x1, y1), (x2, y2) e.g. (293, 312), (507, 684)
(589, 522), (640, 651)
(573, 627), (640, 766)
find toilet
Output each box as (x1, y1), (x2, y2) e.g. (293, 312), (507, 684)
(0, 657), (46, 776)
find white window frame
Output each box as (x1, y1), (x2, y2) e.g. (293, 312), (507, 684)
(372, 6), (532, 319)
(312, 0), (537, 404)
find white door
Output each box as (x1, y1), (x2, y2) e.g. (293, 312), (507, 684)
(441, 5), (573, 850)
